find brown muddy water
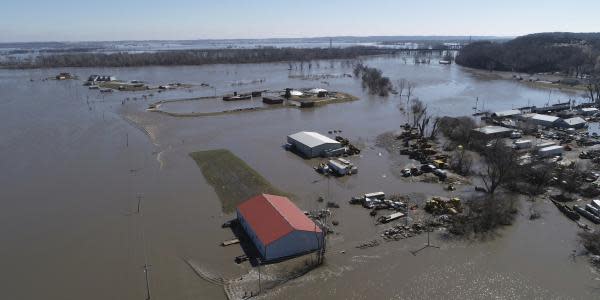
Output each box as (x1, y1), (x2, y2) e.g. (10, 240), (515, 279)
(1, 56), (598, 300)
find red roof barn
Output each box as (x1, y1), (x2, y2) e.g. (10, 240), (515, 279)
(236, 194), (323, 261)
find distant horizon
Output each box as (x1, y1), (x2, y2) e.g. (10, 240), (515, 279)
(0, 34), (514, 45)
(2, 0), (598, 43)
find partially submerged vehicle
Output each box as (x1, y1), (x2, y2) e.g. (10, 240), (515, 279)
(551, 200), (580, 221)
(574, 205), (600, 224)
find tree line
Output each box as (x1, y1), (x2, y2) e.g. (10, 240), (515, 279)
(352, 63), (393, 96)
(1, 46), (396, 69)
(456, 32), (600, 77)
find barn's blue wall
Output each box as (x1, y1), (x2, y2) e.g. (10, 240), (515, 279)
(237, 209), (266, 257)
(266, 230), (323, 261)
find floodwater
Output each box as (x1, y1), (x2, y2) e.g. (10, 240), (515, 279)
(158, 97), (267, 114)
(1, 55), (598, 300)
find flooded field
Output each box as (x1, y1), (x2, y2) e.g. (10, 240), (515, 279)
(1, 55), (598, 299)
(158, 97), (267, 114)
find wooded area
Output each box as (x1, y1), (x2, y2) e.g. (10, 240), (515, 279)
(1, 46), (394, 69)
(456, 32), (600, 76)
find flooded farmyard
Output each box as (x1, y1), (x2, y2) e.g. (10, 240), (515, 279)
(2, 55), (599, 300)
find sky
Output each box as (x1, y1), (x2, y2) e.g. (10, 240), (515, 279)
(1, 0), (599, 42)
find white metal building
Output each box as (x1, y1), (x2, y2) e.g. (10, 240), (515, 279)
(472, 125), (513, 139)
(559, 117), (587, 129)
(287, 131), (342, 158)
(528, 114), (561, 127)
(491, 109), (521, 118)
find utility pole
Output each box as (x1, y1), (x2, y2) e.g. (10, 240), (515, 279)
(405, 198), (410, 226)
(136, 195), (142, 214)
(258, 259), (262, 295)
(126, 133), (129, 147)
(410, 218), (439, 256)
(143, 264), (151, 300)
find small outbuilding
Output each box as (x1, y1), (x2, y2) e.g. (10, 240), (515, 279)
(236, 194), (323, 261)
(308, 88), (328, 97)
(287, 131), (341, 158)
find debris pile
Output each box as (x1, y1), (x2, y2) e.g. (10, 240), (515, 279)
(335, 136), (361, 155)
(349, 192), (406, 211)
(356, 240), (380, 249)
(424, 197), (462, 215)
(381, 222), (426, 240)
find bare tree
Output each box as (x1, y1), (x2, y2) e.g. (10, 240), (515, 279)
(450, 146), (473, 176)
(587, 75), (600, 104)
(354, 63), (393, 96)
(555, 162), (586, 193)
(417, 115), (430, 138)
(522, 162), (555, 196)
(428, 117), (441, 139)
(397, 79), (407, 99)
(449, 193), (517, 235)
(406, 81), (416, 108)
(439, 116), (476, 145)
(479, 141), (519, 194)
(411, 98), (426, 128)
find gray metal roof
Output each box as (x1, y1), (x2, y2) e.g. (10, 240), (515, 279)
(539, 145), (563, 151)
(288, 131), (340, 148)
(530, 114), (560, 123)
(492, 109), (521, 117)
(563, 117), (586, 125)
(473, 125), (513, 135)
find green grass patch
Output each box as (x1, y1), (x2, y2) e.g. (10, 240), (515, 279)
(189, 149), (287, 213)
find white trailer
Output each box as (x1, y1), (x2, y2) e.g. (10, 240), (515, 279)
(514, 139), (532, 149)
(327, 158), (357, 176)
(535, 141), (556, 150)
(327, 159), (350, 175)
(538, 145), (563, 157)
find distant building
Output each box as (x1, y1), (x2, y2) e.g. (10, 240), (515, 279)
(55, 72), (73, 80)
(308, 88), (328, 97)
(558, 117), (587, 129)
(527, 113), (561, 127)
(580, 107), (599, 116)
(287, 131), (342, 158)
(491, 109), (521, 119)
(236, 194), (323, 261)
(472, 125), (513, 139)
(88, 75), (116, 83)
